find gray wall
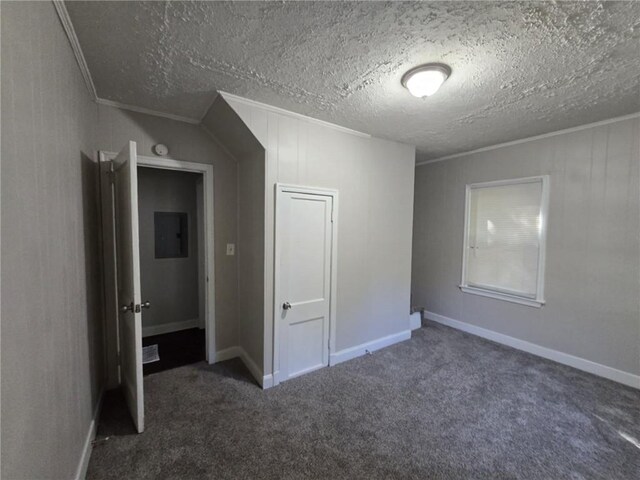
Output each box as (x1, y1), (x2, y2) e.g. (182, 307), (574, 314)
(225, 97), (416, 375)
(1, 2), (241, 477)
(202, 96), (266, 372)
(1, 2), (103, 478)
(412, 117), (640, 377)
(138, 168), (201, 334)
(236, 149), (266, 367)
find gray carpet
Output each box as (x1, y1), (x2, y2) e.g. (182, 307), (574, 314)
(88, 322), (640, 479)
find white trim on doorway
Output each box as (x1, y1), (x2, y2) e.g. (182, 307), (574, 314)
(272, 184), (339, 387)
(99, 152), (217, 388)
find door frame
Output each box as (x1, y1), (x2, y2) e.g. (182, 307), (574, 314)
(100, 151), (216, 388)
(272, 183), (339, 387)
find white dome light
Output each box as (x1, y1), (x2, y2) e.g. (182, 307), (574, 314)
(402, 64), (451, 98)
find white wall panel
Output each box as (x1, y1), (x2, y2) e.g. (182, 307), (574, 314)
(225, 97), (416, 375)
(412, 117), (640, 377)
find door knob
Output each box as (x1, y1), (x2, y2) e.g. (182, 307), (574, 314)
(283, 302), (292, 310)
(141, 301), (151, 309)
(121, 302), (134, 313)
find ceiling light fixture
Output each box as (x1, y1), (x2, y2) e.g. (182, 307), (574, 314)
(402, 63), (451, 98)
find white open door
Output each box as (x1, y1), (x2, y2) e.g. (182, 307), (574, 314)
(275, 185), (336, 382)
(113, 141), (144, 433)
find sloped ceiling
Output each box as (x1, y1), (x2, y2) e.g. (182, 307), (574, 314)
(65, 1), (640, 160)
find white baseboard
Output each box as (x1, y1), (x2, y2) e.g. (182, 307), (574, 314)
(217, 330), (413, 389)
(425, 311), (640, 389)
(238, 347), (265, 388)
(214, 346), (241, 363)
(410, 312), (422, 331)
(262, 374), (274, 389)
(214, 346), (269, 388)
(142, 318), (199, 337)
(329, 330), (412, 366)
(74, 388), (105, 480)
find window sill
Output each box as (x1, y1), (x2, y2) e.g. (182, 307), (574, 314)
(459, 285), (545, 308)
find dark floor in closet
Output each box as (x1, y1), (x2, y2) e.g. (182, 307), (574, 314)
(142, 327), (205, 376)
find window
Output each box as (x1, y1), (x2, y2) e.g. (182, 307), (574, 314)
(154, 212), (188, 258)
(460, 176), (549, 307)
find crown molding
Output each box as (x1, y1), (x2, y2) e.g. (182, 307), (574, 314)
(53, 1), (200, 125)
(52, 0), (373, 136)
(55, 0), (635, 155)
(95, 98), (200, 124)
(417, 111), (640, 167)
(53, 0), (97, 100)
(218, 91), (372, 139)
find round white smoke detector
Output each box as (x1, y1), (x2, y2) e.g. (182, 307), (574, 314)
(153, 143), (169, 156)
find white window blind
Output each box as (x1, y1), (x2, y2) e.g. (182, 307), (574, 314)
(461, 176), (548, 307)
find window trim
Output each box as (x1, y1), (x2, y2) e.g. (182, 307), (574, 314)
(459, 175), (550, 308)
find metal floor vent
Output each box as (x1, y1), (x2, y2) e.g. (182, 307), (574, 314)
(142, 344), (160, 364)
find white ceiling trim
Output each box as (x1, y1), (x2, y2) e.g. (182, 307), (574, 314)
(53, 0), (97, 101)
(95, 98), (200, 125)
(53, 0), (374, 136)
(218, 92), (371, 139)
(53, 0), (200, 125)
(416, 111), (640, 167)
(51, 0), (373, 135)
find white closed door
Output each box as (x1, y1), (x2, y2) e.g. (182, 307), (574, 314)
(113, 141), (144, 433)
(275, 187), (335, 382)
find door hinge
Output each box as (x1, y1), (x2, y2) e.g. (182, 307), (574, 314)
(107, 164), (116, 184)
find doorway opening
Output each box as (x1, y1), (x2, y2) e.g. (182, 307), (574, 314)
(100, 145), (215, 433)
(137, 167), (205, 376)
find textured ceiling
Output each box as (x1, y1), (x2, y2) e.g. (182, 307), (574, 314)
(66, 1), (640, 160)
